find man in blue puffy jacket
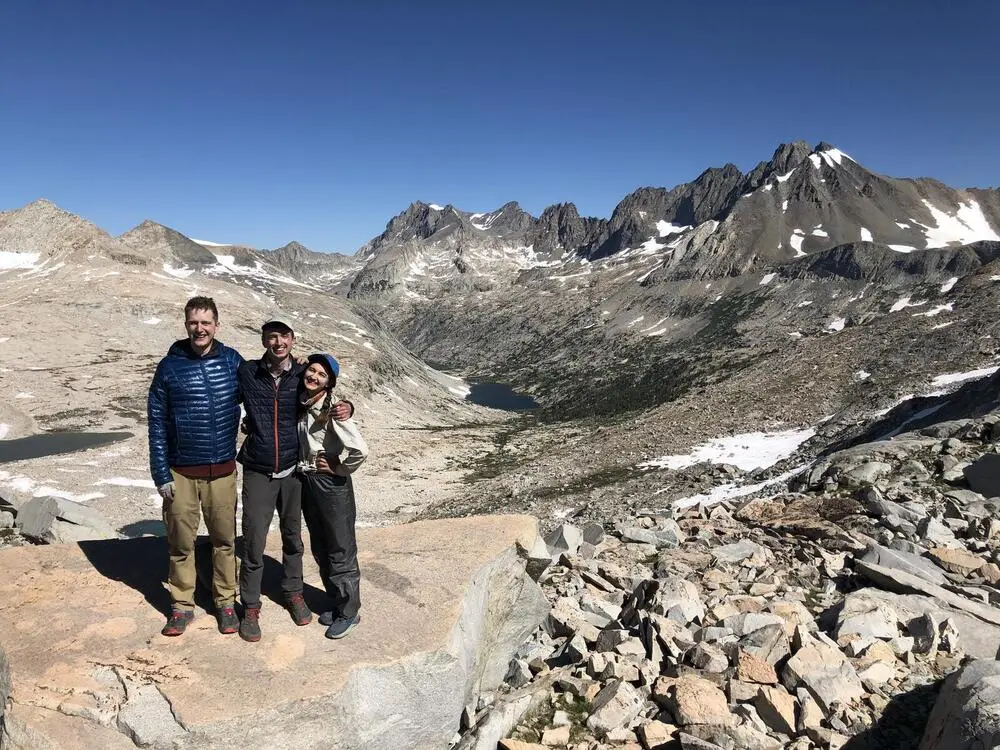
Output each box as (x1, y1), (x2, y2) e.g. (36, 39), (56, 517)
(148, 296), (244, 637)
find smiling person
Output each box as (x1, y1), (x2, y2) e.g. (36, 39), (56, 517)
(235, 321), (352, 643)
(148, 296), (244, 637)
(297, 353), (368, 639)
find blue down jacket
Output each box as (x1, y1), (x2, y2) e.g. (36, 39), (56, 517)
(236, 358), (306, 475)
(147, 339), (244, 486)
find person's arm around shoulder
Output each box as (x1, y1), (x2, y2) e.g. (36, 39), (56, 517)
(330, 417), (368, 476)
(147, 360), (174, 499)
(330, 396), (355, 421)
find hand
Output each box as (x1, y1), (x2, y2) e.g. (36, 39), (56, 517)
(157, 482), (176, 502)
(315, 455), (339, 475)
(295, 355), (309, 366)
(331, 400), (354, 421)
(240, 416), (250, 435)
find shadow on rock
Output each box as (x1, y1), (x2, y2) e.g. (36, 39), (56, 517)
(79, 535), (222, 617)
(842, 678), (942, 750)
(257, 551), (328, 612)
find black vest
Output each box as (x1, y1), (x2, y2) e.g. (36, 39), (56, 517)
(237, 358), (305, 474)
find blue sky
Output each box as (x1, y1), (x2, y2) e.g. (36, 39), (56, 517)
(1, 0), (997, 253)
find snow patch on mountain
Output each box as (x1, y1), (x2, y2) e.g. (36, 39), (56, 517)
(940, 277), (959, 293)
(914, 303), (953, 317)
(671, 463), (810, 509)
(789, 230), (806, 256)
(920, 199), (1000, 248)
(640, 427), (815, 472)
(860, 227), (873, 242)
(0, 251), (40, 270)
(162, 263), (194, 278)
(656, 220), (691, 237)
(929, 365), (1000, 388)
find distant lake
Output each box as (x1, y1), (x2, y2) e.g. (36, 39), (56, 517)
(0, 431), (133, 463)
(466, 382), (539, 411)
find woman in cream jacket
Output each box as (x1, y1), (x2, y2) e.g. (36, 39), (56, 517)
(297, 353), (368, 639)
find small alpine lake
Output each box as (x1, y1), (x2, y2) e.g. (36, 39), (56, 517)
(0, 431), (133, 464)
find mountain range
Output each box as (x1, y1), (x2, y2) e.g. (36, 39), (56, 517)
(2, 138), (1000, 523)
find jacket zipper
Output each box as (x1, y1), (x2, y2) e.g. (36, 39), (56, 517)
(273, 377), (280, 473)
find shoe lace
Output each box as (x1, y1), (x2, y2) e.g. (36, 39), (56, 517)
(288, 594), (306, 607)
(169, 612), (188, 624)
(246, 607), (260, 621)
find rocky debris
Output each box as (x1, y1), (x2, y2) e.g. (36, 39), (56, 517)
(15, 495), (119, 544)
(455, 409), (1000, 749)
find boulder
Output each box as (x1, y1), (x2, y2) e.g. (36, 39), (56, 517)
(834, 592), (900, 640)
(919, 659), (1000, 749)
(544, 524), (583, 557)
(15, 496), (118, 544)
(617, 521), (682, 549)
(754, 686), (796, 736)
(0, 515), (546, 750)
(586, 680), (646, 737)
(782, 638), (865, 713)
(928, 547), (986, 577)
(652, 676), (736, 727)
(856, 588), (1000, 660)
(711, 540), (768, 565)
(860, 543), (948, 586)
(854, 560), (1000, 635)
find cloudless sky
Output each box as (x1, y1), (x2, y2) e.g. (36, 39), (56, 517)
(1, 0), (997, 253)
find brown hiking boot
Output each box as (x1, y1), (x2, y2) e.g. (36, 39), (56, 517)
(161, 610), (194, 637)
(239, 606), (261, 642)
(217, 605), (239, 635)
(286, 593), (312, 626)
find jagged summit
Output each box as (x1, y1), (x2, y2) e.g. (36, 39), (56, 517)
(347, 138), (1000, 300)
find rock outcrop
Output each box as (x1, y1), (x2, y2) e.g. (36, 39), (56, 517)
(919, 659), (1000, 749)
(0, 515), (546, 749)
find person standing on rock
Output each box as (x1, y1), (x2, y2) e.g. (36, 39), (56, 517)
(148, 296), (245, 637)
(296, 353), (368, 639)
(235, 321), (352, 643)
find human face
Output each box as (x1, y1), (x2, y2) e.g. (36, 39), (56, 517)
(185, 308), (219, 355)
(303, 362), (330, 394)
(262, 331), (295, 362)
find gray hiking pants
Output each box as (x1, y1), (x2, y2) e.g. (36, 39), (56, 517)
(239, 469), (304, 608)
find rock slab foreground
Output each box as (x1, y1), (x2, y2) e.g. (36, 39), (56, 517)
(0, 514), (548, 750)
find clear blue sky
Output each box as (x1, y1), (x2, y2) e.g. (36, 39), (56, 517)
(1, 0), (997, 253)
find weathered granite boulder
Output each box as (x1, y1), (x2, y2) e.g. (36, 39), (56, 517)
(919, 659), (1000, 749)
(0, 515), (547, 750)
(15, 496), (118, 544)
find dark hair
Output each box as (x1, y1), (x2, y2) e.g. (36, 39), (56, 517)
(185, 296), (218, 321)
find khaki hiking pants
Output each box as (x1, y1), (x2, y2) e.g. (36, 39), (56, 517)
(164, 470), (238, 612)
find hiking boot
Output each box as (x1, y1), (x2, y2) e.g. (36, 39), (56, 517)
(325, 614), (360, 640)
(285, 593), (312, 626)
(217, 605), (239, 635)
(161, 610), (194, 637)
(239, 606), (261, 642)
